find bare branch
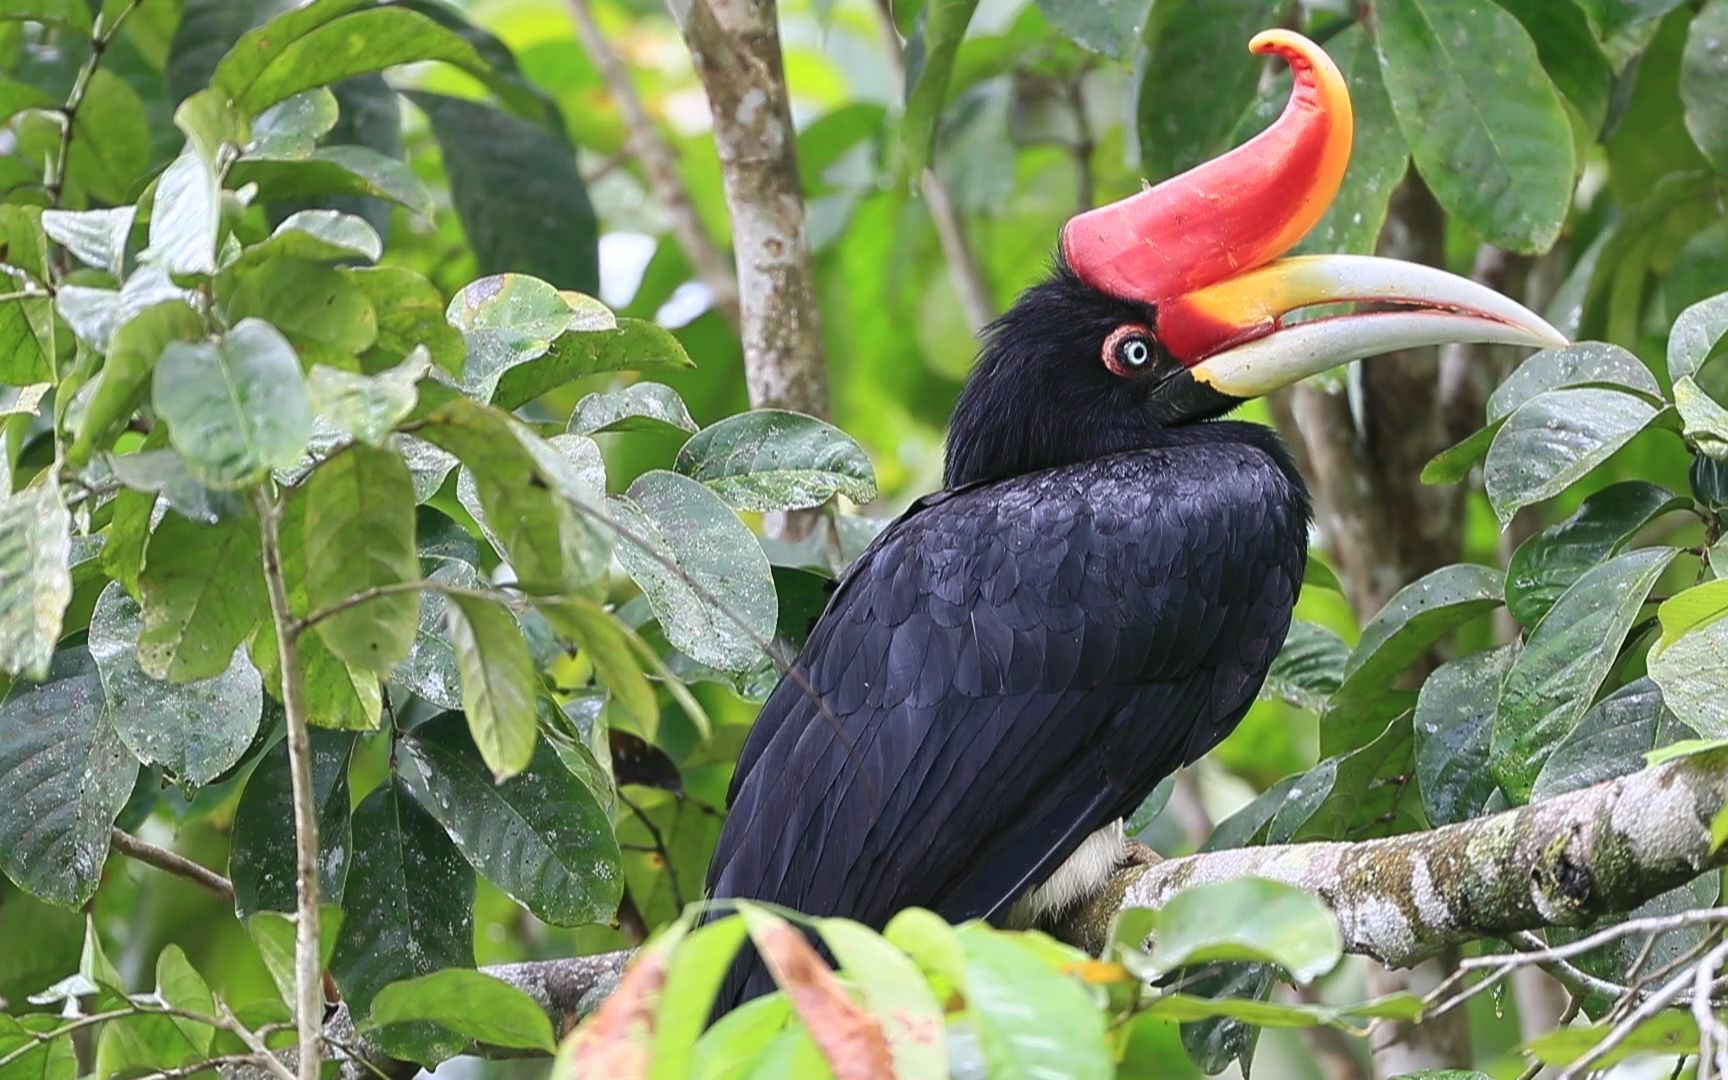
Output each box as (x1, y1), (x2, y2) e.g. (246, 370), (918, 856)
(109, 828), (236, 902)
(252, 488), (324, 1080)
(561, 0), (740, 327)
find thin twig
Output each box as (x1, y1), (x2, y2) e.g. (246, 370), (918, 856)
(1693, 941), (1728, 1080)
(109, 828), (236, 902)
(217, 1001), (298, 1080)
(1557, 962), (1698, 1079)
(617, 789), (683, 909)
(253, 488), (323, 1080)
(46, 0), (148, 207)
(296, 578), (511, 634)
(131, 1054), (266, 1080)
(1460, 909), (1728, 974)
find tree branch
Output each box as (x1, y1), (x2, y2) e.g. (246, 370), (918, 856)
(252, 488), (323, 1080)
(241, 751), (1728, 1078)
(561, 0), (741, 327)
(109, 827), (236, 902)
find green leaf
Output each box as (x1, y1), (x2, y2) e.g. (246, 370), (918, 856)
(0, 206), (54, 386)
(89, 582), (262, 786)
(610, 470), (777, 673)
(340, 267), (463, 375)
(1415, 644), (1518, 826)
(69, 301), (204, 466)
(226, 256), (379, 365)
(1675, 376), (1728, 457)
(399, 713), (619, 926)
(410, 92), (597, 293)
(1642, 736), (1728, 765)
(247, 906), (343, 1011)
(230, 731), (356, 917)
(1497, 0), (1611, 150)
(1711, 803), (1728, 852)
(1531, 678), (1691, 801)
(1143, 878), (1341, 983)
(1484, 387), (1664, 522)
(538, 595), (660, 741)
(443, 594), (537, 780)
(446, 273), (590, 400)
(1493, 546), (1679, 801)
(571, 382), (697, 437)
(330, 780), (475, 1068)
(305, 444), (418, 673)
(674, 410), (877, 512)
(0, 0), (90, 30)
(211, 1), (539, 119)
(391, 557), (475, 710)
(1375, 0), (1573, 252)
(1143, 991), (1422, 1029)
(0, 650), (133, 908)
(1332, 564), (1503, 710)
(137, 514), (266, 682)
(1506, 481), (1685, 629)
(56, 268), (192, 356)
(1682, 0), (1728, 172)
(247, 88), (340, 157)
(230, 147), (434, 219)
(1293, 24), (1409, 257)
(308, 352), (426, 446)
(649, 916), (751, 1079)
(105, 449), (243, 527)
(64, 70), (150, 206)
(1262, 621), (1347, 713)
(153, 319), (314, 490)
(0, 480), (72, 681)
(42, 206), (135, 278)
(241, 209), (383, 266)
(1668, 291), (1728, 382)
(154, 946), (215, 1056)
(1134, 0), (1267, 183)
(1526, 1010), (1697, 1068)
(363, 969), (554, 1053)
(813, 918), (947, 1078)
(1650, 580), (1728, 736)
(1274, 715), (1418, 843)
(0, 1014), (76, 1080)
(422, 398), (609, 593)
(902, 0), (981, 173)
(956, 925), (1112, 1080)
(146, 148), (221, 277)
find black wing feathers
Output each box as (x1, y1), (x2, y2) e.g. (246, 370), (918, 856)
(708, 440), (1305, 1003)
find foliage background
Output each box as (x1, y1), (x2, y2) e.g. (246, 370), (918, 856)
(3, 0), (1728, 1077)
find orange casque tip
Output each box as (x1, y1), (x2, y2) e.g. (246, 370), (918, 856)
(1060, 29), (1353, 305)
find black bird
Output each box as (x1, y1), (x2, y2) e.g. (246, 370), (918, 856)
(705, 30), (1564, 1007)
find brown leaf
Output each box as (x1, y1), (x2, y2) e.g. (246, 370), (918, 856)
(556, 945), (667, 1080)
(750, 916), (894, 1080)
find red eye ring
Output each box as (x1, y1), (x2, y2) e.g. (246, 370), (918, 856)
(1102, 324), (1155, 378)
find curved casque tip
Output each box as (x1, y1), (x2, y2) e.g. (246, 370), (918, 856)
(1061, 29), (1353, 303)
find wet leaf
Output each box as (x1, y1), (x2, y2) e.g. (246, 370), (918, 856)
(444, 594), (537, 780)
(1142, 879), (1341, 984)
(675, 410), (877, 512)
(88, 583), (262, 786)
(230, 730), (356, 917)
(1484, 387), (1663, 523)
(1263, 621), (1347, 713)
(137, 514), (267, 683)
(571, 382), (698, 438)
(305, 444), (419, 673)
(1649, 579), (1728, 736)
(1415, 644), (1518, 826)
(1506, 481), (1685, 628)
(0, 481), (71, 681)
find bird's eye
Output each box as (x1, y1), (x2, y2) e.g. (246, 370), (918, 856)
(1102, 324), (1156, 378)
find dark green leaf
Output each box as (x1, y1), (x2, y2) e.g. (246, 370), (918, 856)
(421, 398), (609, 593)
(137, 513), (266, 683)
(410, 92), (597, 294)
(226, 257), (379, 364)
(247, 88), (340, 157)
(363, 969), (555, 1053)
(1497, 0), (1611, 149)
(392, 557), (475, 710)
(1263, 621), (1347, 713)
(1484, 388), (1664, 523)
(1332, 564), (1503, 708)
(1146, 879), (1340, 983)
(1375, 0), (1573, 252)
(1682, 0), (1728, 172)
(570, 382), (697, 437)
(230, 147), (435, 219)
(1275, 715), (1417, 843)
(65, 70), (150, 206)
(230, 730), (356, 917)
(444, 593), (537, 780)
(340, 266), (463, 375)
(1531, 678), (1693, 800)
(330, 780), (475, 1068)
(0, 480), (72, 681)
(152, 319), (314, 490)
(0, 650), (133, 908)
(89, 582), (262, 786)
(1506, 481), (1685, 628)
(902, 0), (982, 173)
(1493, 547), (1679, 801)
(399, 712), (621, 927)
(1295, 25), (1409, 257)
(305, 444), (419, 673)
(1415, 644), (1518, 826)
(1134, 0), (1268, 183)
(610, 470), (777, 673)
(674, 409), (877, 512)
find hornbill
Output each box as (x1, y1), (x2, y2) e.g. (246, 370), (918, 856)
(705, 29), (1565, 1007)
